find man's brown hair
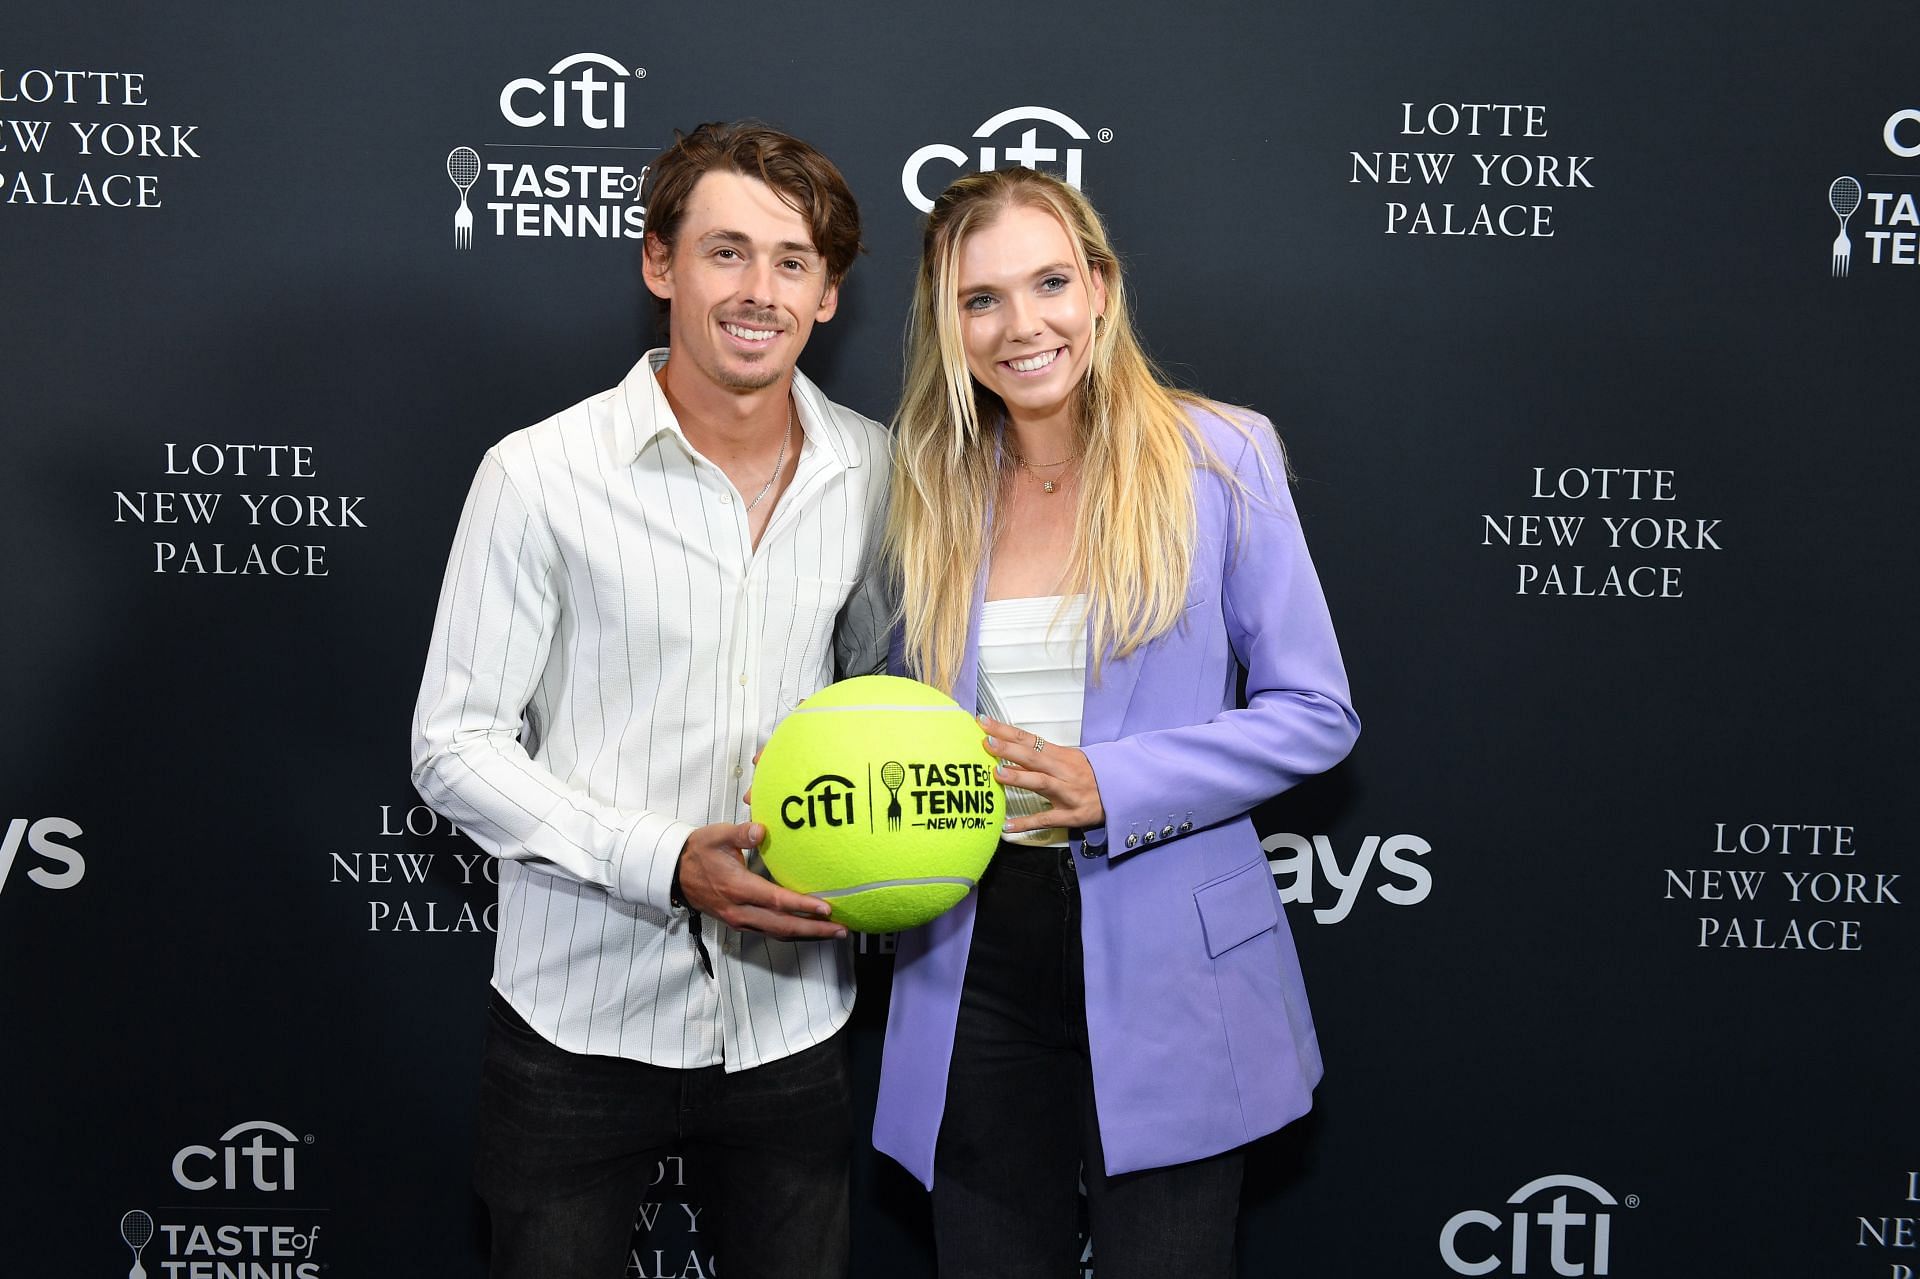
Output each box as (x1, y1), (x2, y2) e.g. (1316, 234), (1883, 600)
(644, 120), (863, 286)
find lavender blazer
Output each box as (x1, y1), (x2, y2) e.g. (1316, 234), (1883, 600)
(872, 406), (1361, 1185)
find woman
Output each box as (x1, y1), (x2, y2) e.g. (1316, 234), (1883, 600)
(873, 166), (1361, 1277)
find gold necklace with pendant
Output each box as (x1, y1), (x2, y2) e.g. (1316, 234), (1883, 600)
(1010, 447), (1079, 494)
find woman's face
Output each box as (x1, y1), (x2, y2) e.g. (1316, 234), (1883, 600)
(954, 203), (1106, 432)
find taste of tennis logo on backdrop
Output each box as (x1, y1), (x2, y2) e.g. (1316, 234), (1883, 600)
(442, 51), (658, 249)
(1825, 107), (1920, 278)
(1439, 1172), (1638, 1276)
(117, 1120), (327, 1277)
(901, 105), (1112, 212)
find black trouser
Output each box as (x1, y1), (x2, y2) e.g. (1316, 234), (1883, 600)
(473, 992), (850, 1279)
(932, 844), (1244, 1279)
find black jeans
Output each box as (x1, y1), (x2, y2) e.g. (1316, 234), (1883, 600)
(473, 992), (850, 1279)
(932, 844), (1245, 1279)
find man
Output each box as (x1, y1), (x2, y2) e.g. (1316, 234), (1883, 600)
(411, 121), (888, 1279)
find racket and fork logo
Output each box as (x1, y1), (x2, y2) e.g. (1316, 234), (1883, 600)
(120, 1209), (154, 1279)
(1828, 175), (1862, 277)
(448, 146), (481, 250)
(880, 761), (906, 830)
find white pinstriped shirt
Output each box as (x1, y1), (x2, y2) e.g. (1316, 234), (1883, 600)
(411, 350), (891, 1071)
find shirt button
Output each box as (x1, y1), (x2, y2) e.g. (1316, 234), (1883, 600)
(733, 764), (743, 778)
(738, 673), (749, 686)
(719, 492), (733, 505)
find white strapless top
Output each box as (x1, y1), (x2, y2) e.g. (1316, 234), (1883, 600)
(976, 594), (1088, 847)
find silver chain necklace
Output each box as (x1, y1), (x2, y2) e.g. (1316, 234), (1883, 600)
(744, 400), (794, 513)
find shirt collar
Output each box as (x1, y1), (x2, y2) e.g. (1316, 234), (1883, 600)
(613, 347), (862, 471)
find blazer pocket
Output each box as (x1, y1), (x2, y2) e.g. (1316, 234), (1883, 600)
(1193, 859), (1280, 958)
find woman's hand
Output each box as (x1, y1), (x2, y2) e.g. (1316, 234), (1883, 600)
(978, 714), (1106, 834)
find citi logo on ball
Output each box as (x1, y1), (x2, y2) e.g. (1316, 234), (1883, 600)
(781, 774), (860, 830)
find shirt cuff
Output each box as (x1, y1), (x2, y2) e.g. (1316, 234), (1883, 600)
(617, 812), (699, 912)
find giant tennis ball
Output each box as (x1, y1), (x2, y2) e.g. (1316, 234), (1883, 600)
(751, 674), (1004, 933)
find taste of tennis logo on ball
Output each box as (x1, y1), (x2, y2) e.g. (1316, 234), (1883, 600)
(752, 675), (1004, 933)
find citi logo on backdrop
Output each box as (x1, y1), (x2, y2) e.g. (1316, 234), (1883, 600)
(172, 1120), (305, 1192)
(1885, 108), (1920, 159)
(499, 53), (646, 130)
(1440, 1173), (1635, 1275)
(902, 106), (1111, 212)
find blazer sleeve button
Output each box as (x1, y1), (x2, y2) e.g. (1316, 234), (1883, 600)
(1178, 820), (1194, 834)
(1125, 833), (1139, 849)
(1143, 829), (1158, 844)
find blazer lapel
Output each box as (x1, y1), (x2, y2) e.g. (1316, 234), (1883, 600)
(954, 541), (987, 711)
(950, 463), (998, 711)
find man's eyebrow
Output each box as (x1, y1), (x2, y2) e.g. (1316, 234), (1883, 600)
(697, 228), (820, 257)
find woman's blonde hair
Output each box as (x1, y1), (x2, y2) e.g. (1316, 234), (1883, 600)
(886, 167), (1248, 690)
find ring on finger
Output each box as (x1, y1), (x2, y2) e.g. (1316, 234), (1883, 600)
(1031, 734), (1047, 753)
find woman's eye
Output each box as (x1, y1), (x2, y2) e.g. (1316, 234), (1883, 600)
(964, 294), (994, 312)
(1040, 275), (1069, 292)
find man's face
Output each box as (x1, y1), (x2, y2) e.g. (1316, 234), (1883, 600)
(642, 170), (840, 393)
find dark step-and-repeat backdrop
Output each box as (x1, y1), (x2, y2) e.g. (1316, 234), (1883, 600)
(4, 2), (1914, 1275)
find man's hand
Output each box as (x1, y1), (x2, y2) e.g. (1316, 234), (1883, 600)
(676, 821), (847, 940)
